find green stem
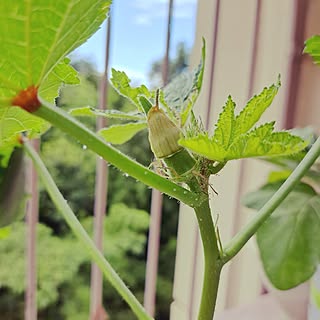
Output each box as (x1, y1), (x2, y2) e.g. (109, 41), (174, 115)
(23, 141), (153, 320)
(223, 135), (320, 262)
(187, 174), (221, 320)
(194, 200), (222, 320)
(35, 100), (203, 207)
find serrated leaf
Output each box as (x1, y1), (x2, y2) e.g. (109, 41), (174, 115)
(70, 106), (145, 121)
(179, 134), (227, 162)
(0, 106), (50, 147)
(243, 182), (320, 289)
(99, 122), (147, 145)
(180, 122), (306, 162)
(0, 0), (111, 147)
(39, 58), (80, 103)
(304, 35), (320, 65)
(234, 79), (280, 136)
(162, 39), (205, 126)
(212, 95), (236, 149)
(110, 69), (152, 112)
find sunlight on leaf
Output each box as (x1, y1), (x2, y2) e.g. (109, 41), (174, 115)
(234, 78), (280, 136)
(111, 69), (153, 113)
(99, 122), (147, 145)
(304, 35), (320, 65)
(212, 95), (236, 150)
(0, 1), (111, 147)
(179, 79), (307, 162)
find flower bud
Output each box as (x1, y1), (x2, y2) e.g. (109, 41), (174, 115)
(147, 92), (196, 177)
(147, 106), (182, 159)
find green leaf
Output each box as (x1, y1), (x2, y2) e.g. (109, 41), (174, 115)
(0, 107), (50, 148)
(304, 35), (320, 65)
(138, 95), (153, 114)
(162, 39), (206, 126)
(99, 122), (147, 145)
(212, 95), (236, 150)
(234, 78), (280, 135)
(179, 79), (307, 162)
(110, 69), (153, 112)
(243, 182), (320, 289)
(39, 57), (80, 103)
(179, 134), (227, 162)
(180, 122), (306, 162)
(0, 0), (111, 146)
(70, 106), (145, 121)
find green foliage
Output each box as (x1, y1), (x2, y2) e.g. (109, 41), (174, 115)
(99, 122), (148, 145)
(0, 0), (111, 149)
(304, 35), (320, 65)
(0, 222), (87, 309)
(179, 80), (307, 162)
(100, 42), (206, 147)
(243, 182), (320, 290)
(111, 69), (153, 113)
(0, 203), (150, 318)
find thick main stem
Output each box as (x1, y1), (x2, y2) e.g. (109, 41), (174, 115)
(190, 188), (221, 320)
(23, 141), (153, 320)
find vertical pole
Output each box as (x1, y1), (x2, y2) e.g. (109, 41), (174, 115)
(89, 16), (112, 320)
(282, 0), (309, 129)
(25, 139), (40, 320)
(144, 0), (173, 317)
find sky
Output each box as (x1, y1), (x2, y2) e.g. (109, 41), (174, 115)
(71, 0), (198, 85)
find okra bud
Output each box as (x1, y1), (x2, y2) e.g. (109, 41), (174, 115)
(147, 91), (196, 176)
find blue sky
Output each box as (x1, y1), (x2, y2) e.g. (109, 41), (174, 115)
(71, 0), (198, 85)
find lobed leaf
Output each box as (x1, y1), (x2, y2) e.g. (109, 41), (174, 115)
(179, 134), (227, 162)
(99, 122), (147, 145)
(180, 122), (306, 162)
(180, 78), (307, 162)
(212, 95), (236, 150)
(69, 106), (145, 121)
(110, 69), (153, 113)
(234, 78), (280, 136)
(304, 35), (320, 65)
(243, 182), (320, 289)
(0, 0), (111, 146)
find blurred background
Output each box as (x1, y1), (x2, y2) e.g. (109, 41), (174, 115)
(1, 0), (320, 319)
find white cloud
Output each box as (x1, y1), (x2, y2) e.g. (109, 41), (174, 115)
(131, 0), (197, 25)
